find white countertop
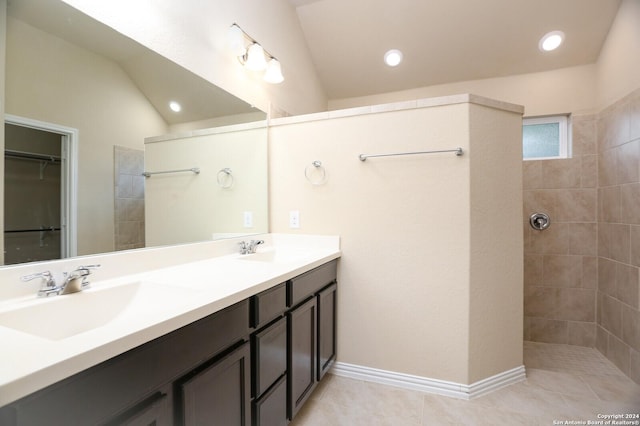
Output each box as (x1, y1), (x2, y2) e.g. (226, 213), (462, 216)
(0, 234), (340, 406)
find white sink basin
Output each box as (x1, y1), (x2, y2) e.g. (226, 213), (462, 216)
(0, 281), (189, 340)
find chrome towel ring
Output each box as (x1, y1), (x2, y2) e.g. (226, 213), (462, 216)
(305, 160), (327, 185)
(217, 168), (234, 188)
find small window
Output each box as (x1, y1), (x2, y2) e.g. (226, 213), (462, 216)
(522, 115), (570, 160)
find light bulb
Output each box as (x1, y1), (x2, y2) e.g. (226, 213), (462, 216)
(244, 43), (267, 71)
(539, 31), (565, 52)
(169, 101), (181, 112)
(384, 49), (403, 67)
(264, 58), (284, 84)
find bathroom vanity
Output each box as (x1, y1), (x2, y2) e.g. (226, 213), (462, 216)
(0, 234), (339, 425)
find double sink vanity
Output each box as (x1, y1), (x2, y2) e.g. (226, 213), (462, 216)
(0, 234), (340, 425)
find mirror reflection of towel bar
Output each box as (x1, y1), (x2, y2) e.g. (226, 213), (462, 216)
(142, 167), (200, 178)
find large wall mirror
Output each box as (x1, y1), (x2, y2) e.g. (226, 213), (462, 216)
(3, 0), (268, 266)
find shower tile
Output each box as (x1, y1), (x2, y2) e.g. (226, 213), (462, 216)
(596, 326), (609, 355)
(525, 287), (560, 318)
(540, 158), (581, 189)
(632, 226), (640, 267)
(622, 304), (640, 352)
(116, 174), (133, 198)
(524, 255), (543, 286)
(616, 141), (640, 184)
(567, 321), (596, 347)
(522, 161), (542, 190)
(598, 101), (630, 151)
(606, 334), (631, 376)
(609, 224), (631, 264)
(598, 148), (617, 187)
(598, 186), (620, 223)
(542, 255), (582, 287)
(598, 223), (613, 259)
(617, 263), (640, 309)
(132, 176), (145, 199)
(529, 223), (570, 255)
(621, 183), (640, 224)
(582, 256), (598, 289)
(597, 257), (617, 297)
(567, 223), (597, 257)
(528, 318), (568, 344)
(581, 155), (598, 188)
(600, 294), (623, 339)
(558, 288), (595, 322)
(555, 189), (596, 222)
(523, 190), (556, 220)
(572, 117), (597, 156)
(630, 90), (640, 141)
(631, 349), (640, 384)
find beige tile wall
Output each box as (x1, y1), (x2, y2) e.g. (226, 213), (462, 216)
(596, 89), (640, 384)
(114, 146), (145, 251)
(523, 114), (598, 348)
(524, 88), (640, 385)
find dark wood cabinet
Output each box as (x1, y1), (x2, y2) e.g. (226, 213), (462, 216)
(317, 282), (337, 381)
(287, 297), (317, 420)
(178, 342), (251, 426)
(0, 260), (338, 426)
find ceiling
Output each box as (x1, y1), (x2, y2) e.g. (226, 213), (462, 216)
(289, 0), (622, 100)
(7, 0), (258, 125)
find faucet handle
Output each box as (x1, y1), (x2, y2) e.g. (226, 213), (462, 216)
(21, 271), (60, 297)
(75, 264), (101, 287)
(248, 240), (265, 254)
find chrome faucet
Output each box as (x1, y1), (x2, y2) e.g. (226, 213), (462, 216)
(238, 239), (264, 255)
(21, 264), (101, 297)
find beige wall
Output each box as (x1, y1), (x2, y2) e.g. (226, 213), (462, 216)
(61, 0), (327, 116)
(144, 125), (268, 247)
(269, 99), (523, 384)
(330, 64), (598, 117)
(596, 0), (640, 110)
(5, 17), (168, 256)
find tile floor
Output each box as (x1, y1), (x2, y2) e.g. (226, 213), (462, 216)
(291, 342), (640, 425)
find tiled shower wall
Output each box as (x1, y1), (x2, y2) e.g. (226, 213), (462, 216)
(523, 88), (640, 385)
(114, 146), (145, 251)
(523, 114), (598, 347)
(596, 89), (640, 383)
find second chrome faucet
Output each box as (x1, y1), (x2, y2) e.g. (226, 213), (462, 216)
(238, 240), (264, 255)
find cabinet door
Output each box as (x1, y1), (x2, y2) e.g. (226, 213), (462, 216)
(317, 283), (337, 381)
(179, 342), (251, 426)
(253, 317), (287, 398)
(252, 375), (287, 426)
(287, 297), (317, 420)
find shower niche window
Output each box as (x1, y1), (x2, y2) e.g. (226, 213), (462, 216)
(4, 124), (63, 265)
(522, 115), (570, 160)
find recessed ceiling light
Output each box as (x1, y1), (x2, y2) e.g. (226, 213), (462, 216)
(539, 31), (565, 52)
(169, 101), (181, 112)
(384, 49), (403, 67)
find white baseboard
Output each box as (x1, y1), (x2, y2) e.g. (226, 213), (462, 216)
(330, 362), (526, 400)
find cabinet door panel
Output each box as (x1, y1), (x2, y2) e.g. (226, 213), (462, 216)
(252, 375), (287, 426)
(317, 283), (337, 380)
(287, 297), (317, 420)
(179, 342), (251, 426)
(253, 317), (287, 398)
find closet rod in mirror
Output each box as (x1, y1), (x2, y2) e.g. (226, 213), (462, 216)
(142, 167), (200, 178)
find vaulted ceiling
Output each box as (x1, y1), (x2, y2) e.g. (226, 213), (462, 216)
(289, 0), (622, 100)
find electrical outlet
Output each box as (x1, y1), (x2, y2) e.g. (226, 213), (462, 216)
(243, 211), (253, 228)
(289, 210), (300, 228)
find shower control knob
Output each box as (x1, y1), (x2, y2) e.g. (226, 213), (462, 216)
(529, 213), (550, 231)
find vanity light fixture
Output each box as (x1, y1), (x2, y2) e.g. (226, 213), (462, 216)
(384, 49), (403, 67)
(539, 30), (565, 52)
(227, 23), (284, 84)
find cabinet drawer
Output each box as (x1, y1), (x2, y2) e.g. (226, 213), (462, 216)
(252, 283), (286, 328)
(288, 260), (337, 308)
(252, 375), (287, 426)
(252, 317), (287, 398)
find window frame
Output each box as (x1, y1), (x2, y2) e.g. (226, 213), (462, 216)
(522, 115), (570, 161)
